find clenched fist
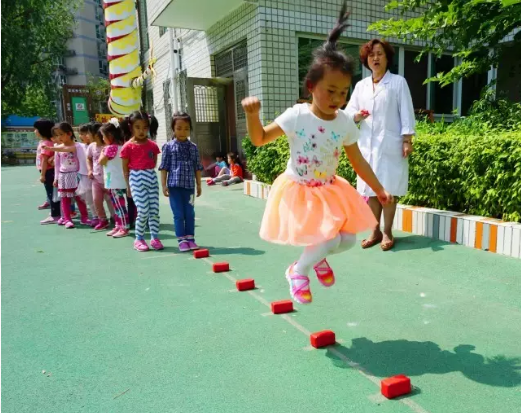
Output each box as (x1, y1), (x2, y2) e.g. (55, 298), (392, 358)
(241, 97), (261, 115)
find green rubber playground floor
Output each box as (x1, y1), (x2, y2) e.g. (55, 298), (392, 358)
(2, 166), (521, 413)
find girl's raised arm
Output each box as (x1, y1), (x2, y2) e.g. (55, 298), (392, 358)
(242, 97), (284, 147)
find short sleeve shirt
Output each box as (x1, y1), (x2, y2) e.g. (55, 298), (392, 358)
(275, 103), (359, 185)
(36, 140), (53, 170)
(87, 143), (104, 176)
(120, 139), (160, 170)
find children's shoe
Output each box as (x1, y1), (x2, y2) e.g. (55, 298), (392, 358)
(38, 201), (50, 210)
(187, 240), (199, 250)
(40, 216), (59, 225)
(134, 239), (149, 252)
(57, 217), (66, 226)
(94, 220), (109, 231)
(70, 211), (78, 219)
(90, 218), (100, 228)
(285, 262), (312, 304)
(65, 221), (75, 229)
(178, 240), (191, 252)
(106, 227), (120, 236)
(113, 229), (129, 238)
(314, 258), (335, 287)
(207, 180), (216, 186)
(80, 217), (92, 226)
(150, 238), (164, 250)
(221, 181), (229, 187)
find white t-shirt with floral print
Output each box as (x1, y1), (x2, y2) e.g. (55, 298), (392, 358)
(275, 103), (359, 186)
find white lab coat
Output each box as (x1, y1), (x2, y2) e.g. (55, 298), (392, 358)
(345, 71), (415, 196)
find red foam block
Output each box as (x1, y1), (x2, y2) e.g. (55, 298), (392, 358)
(271, 300), (294, 314)
(236, 279), (255, 291)
(213, 262), (230, 273)
(310, 330), (336, 348)
(193, 249), (209, 259)
(381, 375), (411, 399)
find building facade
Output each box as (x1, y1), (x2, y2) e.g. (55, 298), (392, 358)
(140, 0), (521, 157)
(55, 0), (109, 86)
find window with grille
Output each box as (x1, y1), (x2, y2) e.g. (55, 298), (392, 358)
(194, 86), (219, 122)
(214, 40), (248, 77)
(215, 50), (233, 78)
(235, 78), (247, 120)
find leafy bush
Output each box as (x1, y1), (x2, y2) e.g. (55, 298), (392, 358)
(243, 130), (521, 222)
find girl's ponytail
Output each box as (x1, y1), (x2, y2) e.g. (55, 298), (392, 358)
(324, 1), (349, 52)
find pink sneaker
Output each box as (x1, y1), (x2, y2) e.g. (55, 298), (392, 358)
(150, 238), (164, 250)
(178, 240), (190, 252)
(187, 240), (199, 250)
(57, 217), (66, 226)
(134, 239), (149, 252)
(113, 229), (129, 238)
(38, 201), (50, 210)
(285, 263), (312, 304)
(107, 227), (119, 236)
(314, 258), (335, 287)
(40, 216), (59, 225)
(65, 221), (75, 229)
(94, 220), (109, 231)
(207, 180), (216, 186)
(90, 218), (100, 228)
(81, 217), (92, 226)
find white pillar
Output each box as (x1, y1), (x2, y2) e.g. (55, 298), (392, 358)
(169, 28), (179, 113)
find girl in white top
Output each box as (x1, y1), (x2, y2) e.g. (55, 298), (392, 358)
(99, 119), (129, 238)
(242, 2), (393, 305)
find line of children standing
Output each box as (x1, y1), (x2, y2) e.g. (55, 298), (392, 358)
(34, 112), (177, 252)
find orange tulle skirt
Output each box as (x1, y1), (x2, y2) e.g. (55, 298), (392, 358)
(260, 174), (378, 246)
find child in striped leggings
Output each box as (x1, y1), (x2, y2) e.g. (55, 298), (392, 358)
(99, 120), (129, 238)
(121, 111), (163, 252)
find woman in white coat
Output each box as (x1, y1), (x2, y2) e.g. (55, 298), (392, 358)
(345, 39), (415, 251)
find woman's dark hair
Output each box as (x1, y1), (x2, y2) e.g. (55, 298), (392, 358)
(33, 119), (55, 139)
(171, 111), (192, 135)
(302, 1), (353, 96)
(99, 122), (125, 145)
(149, 115), (159, 140)
(227, 151), (242, 168)
(52, 122), (76, 140)
(360, 39), (395, 71)
(79, 123), (90, 133)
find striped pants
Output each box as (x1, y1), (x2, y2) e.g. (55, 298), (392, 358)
(109, 189), (129, 230)
(129, 169), (160, 240)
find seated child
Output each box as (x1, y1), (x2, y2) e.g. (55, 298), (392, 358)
(205, 152), (228, 177)
(207, 152), (244, 186)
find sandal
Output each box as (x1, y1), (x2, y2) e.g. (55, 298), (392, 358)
(285, 263), (312, 304)
(314, 259), (335, 287)
(361, 233), (383, 249)
(381, 237), (395, 251)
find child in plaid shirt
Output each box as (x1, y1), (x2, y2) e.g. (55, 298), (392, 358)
(159, 112), (203, 252)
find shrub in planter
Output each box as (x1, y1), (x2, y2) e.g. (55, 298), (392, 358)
(243, 130), (521, 223)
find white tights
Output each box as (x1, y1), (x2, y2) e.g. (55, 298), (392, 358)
(293, 233), (356, 276)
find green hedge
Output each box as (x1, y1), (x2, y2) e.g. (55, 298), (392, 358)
(243, 131), (521, 222)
